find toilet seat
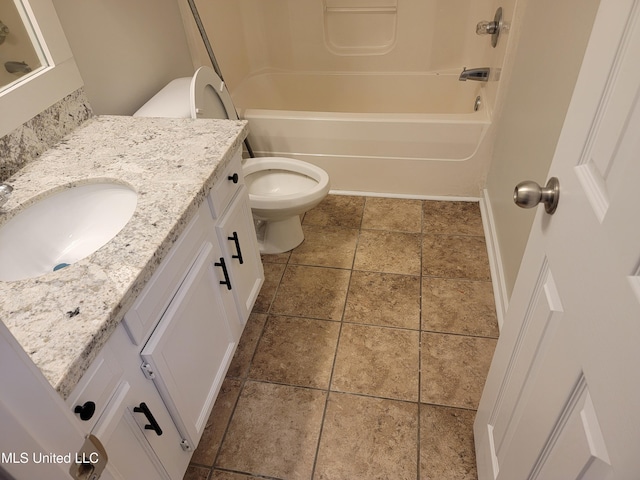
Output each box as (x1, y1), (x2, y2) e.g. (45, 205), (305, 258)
(190, 66), (239, 121)
(243, 157), (330, 211)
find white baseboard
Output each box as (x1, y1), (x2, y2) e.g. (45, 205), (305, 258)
(479, 189), (508, 330)
(330, 189), (481, 202)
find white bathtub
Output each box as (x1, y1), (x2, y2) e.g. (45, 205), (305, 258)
(232, 72), (492, 196)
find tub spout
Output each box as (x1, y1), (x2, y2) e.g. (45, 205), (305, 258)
(459, 67), (490, 82)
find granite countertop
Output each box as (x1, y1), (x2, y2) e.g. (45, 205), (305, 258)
(0, 115), (248, 399)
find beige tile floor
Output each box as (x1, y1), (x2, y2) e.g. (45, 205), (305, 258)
(184, 195), (499, 480)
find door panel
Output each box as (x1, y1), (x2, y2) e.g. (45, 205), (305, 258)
(490, 262), (563, 465)
(530, 384), (612, 480)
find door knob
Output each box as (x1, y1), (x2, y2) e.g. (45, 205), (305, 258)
(513, 177), (559, 214)
(74, 401), (96, 421)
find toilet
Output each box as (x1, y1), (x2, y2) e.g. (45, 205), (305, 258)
(134, 66), (330, 254)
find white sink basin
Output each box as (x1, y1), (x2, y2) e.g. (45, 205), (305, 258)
(0, 182), (138, 281)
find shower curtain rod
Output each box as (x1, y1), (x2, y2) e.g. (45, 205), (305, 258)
(186, 0), (256, 158)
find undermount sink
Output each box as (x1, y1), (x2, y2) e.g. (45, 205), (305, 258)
(0, 182), (138, 281)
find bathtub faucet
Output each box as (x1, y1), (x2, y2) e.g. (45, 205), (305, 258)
(459, 67), (490, 82)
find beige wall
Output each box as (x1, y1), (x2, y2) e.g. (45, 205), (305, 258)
(178, 0), (250, 88)
(52, 0), (194, 115)
(485, 0), (601, 299)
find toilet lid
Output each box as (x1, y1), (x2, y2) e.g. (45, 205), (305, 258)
(190, 66), (239, 121)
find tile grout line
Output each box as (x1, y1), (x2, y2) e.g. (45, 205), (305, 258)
(239, 208), (361, 480)
(237, 377), (428, 407)
(209, 246), (290, 476)
(309, 196), (366, 480)
(421, 328), (500, 340)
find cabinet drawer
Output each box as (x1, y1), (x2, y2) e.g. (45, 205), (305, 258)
(123, 203), (211, 346)
(208, 149), (243, 218)
(66, 345), (123, 432)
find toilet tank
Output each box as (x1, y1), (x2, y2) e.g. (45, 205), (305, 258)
(134, 67), (235, 121)
(133, 77), (192, 118)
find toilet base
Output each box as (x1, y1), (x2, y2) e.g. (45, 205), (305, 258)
(254, 215), (305, 254)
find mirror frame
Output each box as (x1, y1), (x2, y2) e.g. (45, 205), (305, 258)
(0, 0), (83, 138)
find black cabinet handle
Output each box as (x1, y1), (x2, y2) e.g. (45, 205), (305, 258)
(228, 173), (239, 184)
(214, 257), (232, 290)
(228, 231), (244, 264)
(133, 402), (163, 436)
(74, 401), (96, 421)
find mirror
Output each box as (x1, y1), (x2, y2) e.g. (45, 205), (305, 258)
(0, 0), (83, 138)
(0, 0), (47, 92)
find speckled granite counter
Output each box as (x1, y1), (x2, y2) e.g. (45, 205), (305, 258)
(0, 115), (248, 399)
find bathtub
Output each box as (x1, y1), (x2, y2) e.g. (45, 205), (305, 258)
(231, 72), (492, 196)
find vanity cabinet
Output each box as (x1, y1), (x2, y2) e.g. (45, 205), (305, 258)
(66, 149), (264, 479)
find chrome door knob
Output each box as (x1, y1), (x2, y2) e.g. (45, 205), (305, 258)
(513, 177), (560, 214)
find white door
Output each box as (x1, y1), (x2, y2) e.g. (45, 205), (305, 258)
(475, 1), (640, 479)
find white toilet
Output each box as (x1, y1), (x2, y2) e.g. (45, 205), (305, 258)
(134, 66), (330, 254)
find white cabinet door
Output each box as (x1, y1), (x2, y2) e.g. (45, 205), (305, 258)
(92, 381), (173, 480)
(474, 1), (640, 478)
(140, 240), (240, 450)
(215, 185), (264, 321)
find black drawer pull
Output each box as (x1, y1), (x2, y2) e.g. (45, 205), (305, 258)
(214, 257), (232, 290)
(228, 231), (244, 264)
(228, 173), (239, 184)
(74, 401), (96, 421)
(133, 402), (163, 436)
